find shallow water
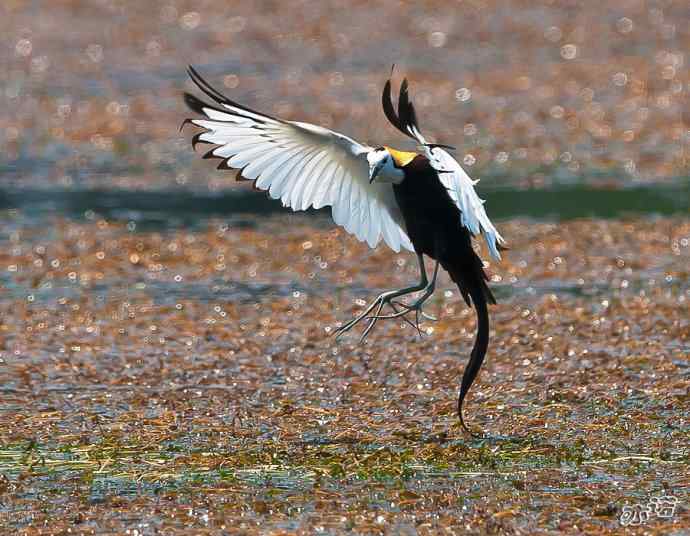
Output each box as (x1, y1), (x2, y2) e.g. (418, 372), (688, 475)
(1, 182), (689, 229)
(1, 203), (688, 534)
(2, 0), (690, 533)
(5, 1), (690, 193)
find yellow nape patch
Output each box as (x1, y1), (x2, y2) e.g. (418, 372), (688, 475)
(384, 146), (417, 167)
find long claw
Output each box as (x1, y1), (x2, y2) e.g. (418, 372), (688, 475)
(391, 299), (437, 321)
(359, 299), (386, 344)
(362, 301), (426, 338)
(334, 255), (439, 343)
(421, 310), (437, 321)
(388, 301), (421, 334)
(411, 309), (423, 338)
(334, 287), (422, 342)
(364, 309), (408, 321)
(334, 295), (387, 341)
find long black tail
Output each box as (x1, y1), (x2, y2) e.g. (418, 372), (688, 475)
(457, 281), (489, 435)
(441, 254), (494, 435)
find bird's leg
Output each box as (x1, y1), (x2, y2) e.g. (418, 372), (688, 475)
(388, 300), (424, 337)
(334, 253), (428, 342)
(374, 259), (440, 322)
(393, 258), (440, 320)
(358, 294), (424, 343)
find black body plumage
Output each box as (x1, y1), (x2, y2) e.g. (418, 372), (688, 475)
(381, 75), (498, 433)
(392, 155), (495, 432)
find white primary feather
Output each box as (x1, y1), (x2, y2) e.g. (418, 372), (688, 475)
(187, 84), (413, 253)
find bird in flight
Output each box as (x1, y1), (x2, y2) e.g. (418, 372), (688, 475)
(183, 66), (506, 433)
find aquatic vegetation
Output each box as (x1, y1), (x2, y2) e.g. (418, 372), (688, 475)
(0, 214), (687, 533)
(1, 0), (689, 532)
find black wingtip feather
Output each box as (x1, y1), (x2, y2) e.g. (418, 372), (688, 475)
(187, 65), (229, 106)
(398, 78), (409, 130)
(186, 65), (279, 124)
(382, 79), (404, 134)
(191, 132), (212, 150)
(398, 78), (420, 136)
(179, 118), (195, 132)
(381, 75), (424, 141)
(184, 92), (209, 115)
(202, 147), (217, 160)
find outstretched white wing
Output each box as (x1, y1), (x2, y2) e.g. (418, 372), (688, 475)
(184, 67), (413, 253)
(382, 78), (505, 259)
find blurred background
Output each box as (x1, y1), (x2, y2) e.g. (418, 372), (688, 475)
(2, 0), (690, 193)
(1, 2), (688, 534)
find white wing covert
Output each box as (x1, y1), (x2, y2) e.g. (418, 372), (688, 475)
(184, 67), (413, 253)
(381, 78), (505, 260)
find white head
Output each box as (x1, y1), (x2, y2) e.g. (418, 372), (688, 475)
(367, 147), (405, 185)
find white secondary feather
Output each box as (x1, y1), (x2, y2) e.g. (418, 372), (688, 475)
(401, 123), (504, 260)
(423, 146), (506, 260)
(190, 102), (413, 253)
(383, 77), (505, 260)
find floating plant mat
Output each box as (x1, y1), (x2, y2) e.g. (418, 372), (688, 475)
(4, 0), (690, 531)
(0, 213), (688, 533)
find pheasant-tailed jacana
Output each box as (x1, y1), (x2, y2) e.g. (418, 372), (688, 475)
(183, 66), (506, 433)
